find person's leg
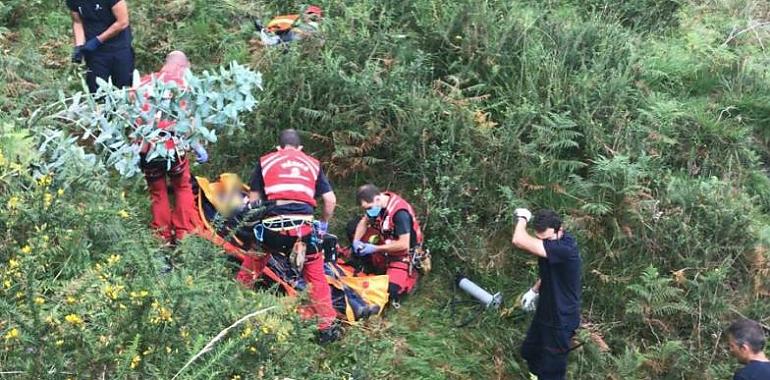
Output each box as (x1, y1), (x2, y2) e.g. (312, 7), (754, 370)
(109, 47), (135, 88)
(83, 50), (112, 93)
(385, 260), (418, 302)
(536, 327), (572, 380)
(146, 173), (173, 242)
(302, 248), (336, 330)
(169, 159), (198, 239)
(236, 254), (269, 286)
(520, 322), (545, 377)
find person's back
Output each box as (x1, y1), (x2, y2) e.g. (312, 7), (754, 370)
(734, 360), (770, 380)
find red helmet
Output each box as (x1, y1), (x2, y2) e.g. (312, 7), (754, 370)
(305, 5), (322, 18)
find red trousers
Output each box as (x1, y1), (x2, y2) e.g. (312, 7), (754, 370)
(237, 252), (336, 330)
(371, 253), (419, 297)
(144, 159), (198, 242)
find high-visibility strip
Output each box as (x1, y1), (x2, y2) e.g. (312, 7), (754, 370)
(264, 183), (315, 198)
(295, 155), (320, 179)
(261, 152), (283, 171)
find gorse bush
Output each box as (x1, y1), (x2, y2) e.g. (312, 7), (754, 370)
(2, 0), (770, 378)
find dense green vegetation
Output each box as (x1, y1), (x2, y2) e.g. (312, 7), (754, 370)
(2, 0), (770, 378)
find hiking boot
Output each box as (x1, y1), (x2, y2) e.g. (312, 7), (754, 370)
(317, 322), (343, 345)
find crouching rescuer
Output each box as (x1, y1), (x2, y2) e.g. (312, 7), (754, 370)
(512, 208), (582, 380)
(243, 129), (340, 342)
(351, 184), (430, 308)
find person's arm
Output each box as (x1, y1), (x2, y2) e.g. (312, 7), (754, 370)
(532, 278), (541, 292)
(319, 191), (336, 222)
(371, 210), (411, 254)
(511, 218), (547, 258)
(96, 0), (130, 43)
(373, 233), (410, 254)
(352, 217), (367, 241)
(247, 162), (264, 203)
(70, 11), (86, 46)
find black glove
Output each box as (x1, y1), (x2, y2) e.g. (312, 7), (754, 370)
(71, 45), (84, 64)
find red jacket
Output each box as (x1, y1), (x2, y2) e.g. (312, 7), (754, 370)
(373, 192), (423, 256)
(260, 147), (320, 207)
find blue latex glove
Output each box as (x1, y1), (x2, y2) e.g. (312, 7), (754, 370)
(317, 221), (328, 236)
(71, 45), (84, 64)
(82, 37), (103, 52)
(192, 143), (208, 163)
(358, 243), (377, 256)
(351, 240), (364, 254)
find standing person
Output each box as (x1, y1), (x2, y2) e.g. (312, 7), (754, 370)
(511, 208), (582, 380)
(67, 0), (134, 93)
(244, 129), (339, 343)
(135, 51), (206, 246)
(351, 184), (425, 307)
(727, 318), (770, 380)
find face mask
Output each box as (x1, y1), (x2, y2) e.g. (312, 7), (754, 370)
(366, 206), (382, 218)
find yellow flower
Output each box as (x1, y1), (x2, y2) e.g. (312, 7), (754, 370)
(57, 188), (65, 196)
(66, 296), (77, 305)
(130, 290), (149, 299)
(249, 346), (257, 353)
(6, 196), (20, 210)
(241, 326), (253, 338)
(43, 193), (53, 208)
(231, 375), (241, 380)
(106, 254), (122, 266)
(44, 315), (60, 326)
(4, 327), (19, 341)
(165, 346), (172, 354)
(3, 279), (11, 289)
(118, 210), (130, 219)
(34, 296), (45, 305)
(8, 258), (19, 270)
(55, 339), (64, 347)
(180, 327), (189, 339)
(130, 355), (141, 369)
(37, 174), (53, 188)
(20, 245), (32, 255)
(103, 283), (125, 301)
(64, 314), (84, 327)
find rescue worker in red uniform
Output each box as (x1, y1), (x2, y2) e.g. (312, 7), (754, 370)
(134, 51), (206, 245)
(244, 129), (339, 342)
(352, 184), (424, 306)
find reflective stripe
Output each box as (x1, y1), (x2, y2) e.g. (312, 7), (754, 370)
(295, 155), (320, 179)
(264, 183), (315, 198)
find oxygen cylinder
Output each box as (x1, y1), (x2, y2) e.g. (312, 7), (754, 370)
(456, 276), (502, 309)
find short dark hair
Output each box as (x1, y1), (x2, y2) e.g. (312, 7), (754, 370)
(279, 129), (301, 147)
(728, 318), (767, 354)
(532, 209), (562, 233)
(356, 184), (380, 204)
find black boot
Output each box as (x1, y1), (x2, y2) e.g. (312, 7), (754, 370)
(317, 322), (343, 345)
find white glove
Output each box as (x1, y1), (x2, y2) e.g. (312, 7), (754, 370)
(515, 208), (532, 223)
(520, 288), (539, 312)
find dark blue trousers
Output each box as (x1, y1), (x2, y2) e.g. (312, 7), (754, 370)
(520, 321), (575, 380)
(84, 47), (134, 93)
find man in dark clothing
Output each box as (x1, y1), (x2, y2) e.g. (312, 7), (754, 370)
(727, 318), (770, 380)
(351, 184), (425, 306)
(512, 208), (582, 380)
(66, 0), (134, 93)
